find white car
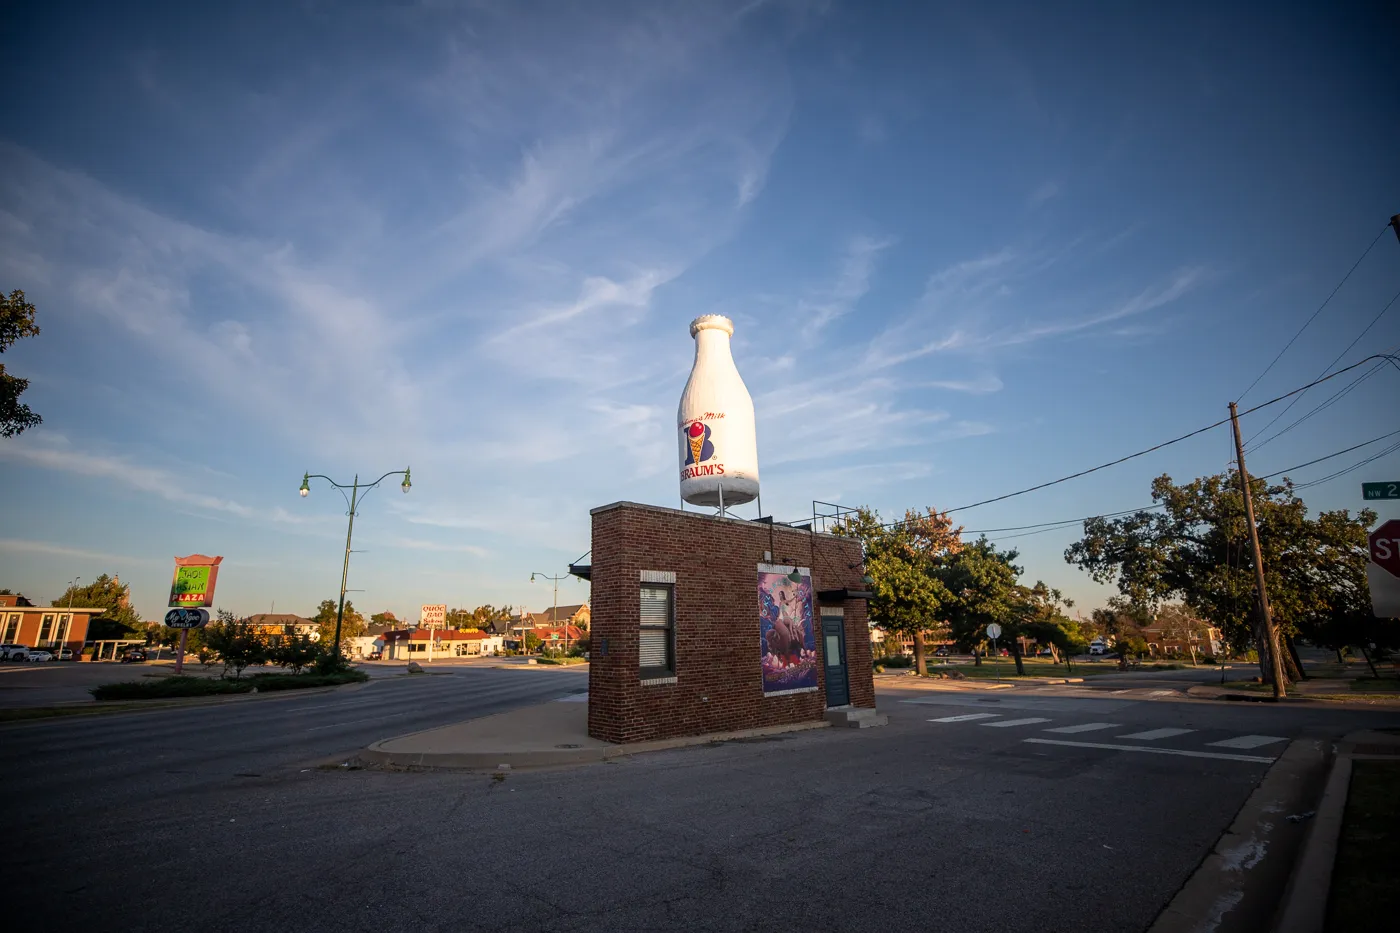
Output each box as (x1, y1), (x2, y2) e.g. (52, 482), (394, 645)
(1088, 642), (1107, 656)
(0, 644), (30, 661)
(26, 649), (54, 662)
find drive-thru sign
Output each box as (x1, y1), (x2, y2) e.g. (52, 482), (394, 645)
(1368, 520), (1400, 619)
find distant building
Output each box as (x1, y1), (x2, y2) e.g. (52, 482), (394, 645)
(382, 628), (504, 660)
(0, 593), (107, 657)
(245, 613), (319, 641)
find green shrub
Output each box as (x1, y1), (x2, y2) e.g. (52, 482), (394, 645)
(882, 655), (913, 668)
(92, 669), (367, 701)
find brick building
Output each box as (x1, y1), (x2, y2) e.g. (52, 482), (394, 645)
(585, 501), (876, 744)
(0, 593), (107, 657)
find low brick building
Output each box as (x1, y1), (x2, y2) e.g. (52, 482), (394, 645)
(586, 501), (876, 744)
(0, 593), (106, 657)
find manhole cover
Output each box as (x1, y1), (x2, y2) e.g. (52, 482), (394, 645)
(555, 744), (582, 749)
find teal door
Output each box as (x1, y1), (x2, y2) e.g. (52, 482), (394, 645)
(821, 613), (849, 707)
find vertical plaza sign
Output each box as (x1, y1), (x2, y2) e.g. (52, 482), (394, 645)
(169, 554), (224, 608)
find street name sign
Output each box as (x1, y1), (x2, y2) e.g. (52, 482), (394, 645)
(164, 608), (210, 629)
(1362, 482), (1400, 500)
(1368, 519), (1400, 618)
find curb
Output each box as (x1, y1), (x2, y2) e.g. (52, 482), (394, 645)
(361, 719), (832, 770)
(1147, 736), (1331, 933)
(1273, 755), (1352, 933)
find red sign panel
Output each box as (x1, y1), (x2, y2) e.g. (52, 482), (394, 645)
(1369, 520), (1400, 579)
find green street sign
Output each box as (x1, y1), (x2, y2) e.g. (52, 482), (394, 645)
(1363, 482), (1400, 500)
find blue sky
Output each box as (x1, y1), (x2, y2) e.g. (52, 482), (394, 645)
(2, 0), (1398, 623)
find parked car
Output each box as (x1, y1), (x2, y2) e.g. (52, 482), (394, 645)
(1037, 647), (1053, 657)
(366, 651), (383, 661)
(120, 649), (147, 663)
(1, 644), (30, 661)
(57, 648), (74, 660)
(1088, 643), (1107, 656)
(933, 646), (952, 657)
(27, 649), (54, 662)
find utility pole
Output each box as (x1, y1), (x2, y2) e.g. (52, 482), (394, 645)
(1390, 213), (1400, 245)
(1229, 402), (1286, 699)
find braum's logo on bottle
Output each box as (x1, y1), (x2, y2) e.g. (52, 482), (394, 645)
(681, 421), (725, 479)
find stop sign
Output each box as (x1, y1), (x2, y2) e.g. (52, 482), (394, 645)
(1369, 519), (1400, 578)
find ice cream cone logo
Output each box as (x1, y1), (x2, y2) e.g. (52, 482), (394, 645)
(684, 421), (714, 465)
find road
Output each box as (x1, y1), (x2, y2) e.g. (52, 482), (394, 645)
(4, 672), (1397, 933)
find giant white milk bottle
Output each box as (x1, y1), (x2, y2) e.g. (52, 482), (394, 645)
(678, 314), (760, 508)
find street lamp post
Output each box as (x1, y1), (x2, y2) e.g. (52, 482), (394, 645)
(61, 576), (78, 658)
(531, 571), (569, 655)
(300, 467), (411, 662)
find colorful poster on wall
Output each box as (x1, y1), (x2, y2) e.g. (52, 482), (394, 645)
(757, 563), (818, 696)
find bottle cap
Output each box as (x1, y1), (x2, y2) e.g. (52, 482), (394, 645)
(689, 314), (734, 338)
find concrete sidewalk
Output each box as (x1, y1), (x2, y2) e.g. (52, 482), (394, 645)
(361, 697), (831, 770)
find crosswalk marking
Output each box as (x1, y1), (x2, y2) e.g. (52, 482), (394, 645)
(928, 713), (1001, 723)
(981, 717), (1052, 728)
(1207, 734), (1287, 750)
(1118, 728), (1196, 741)
(1023, 738), (1276, 764)
(1043, 722), (1120, 734)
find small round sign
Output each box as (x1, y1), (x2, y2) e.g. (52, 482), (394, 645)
(164, 608), (210, 629)
(985, 623), (1003, 640)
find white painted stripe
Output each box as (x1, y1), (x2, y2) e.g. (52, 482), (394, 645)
(1118, 728), (1196, 741)
(981, 717), (1052, 728)
(1023, 738), (1276, 764)
(305, 713), (404, 732)
(1043, 722), (1120, 734)
(1149, 690), (1176, 697)
(928, 713), (1001, 723)
(1207, 734), (1288, 750)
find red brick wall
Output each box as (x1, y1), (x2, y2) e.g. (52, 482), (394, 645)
(587, 501), (875, 744)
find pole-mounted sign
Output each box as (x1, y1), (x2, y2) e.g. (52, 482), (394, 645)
(164, 608), (210, 629)
(1368, 519), (1400, 618)
(1362, 482), (1400, 501)
(168, 555), (223, 673)
(169, 554), (223, 608)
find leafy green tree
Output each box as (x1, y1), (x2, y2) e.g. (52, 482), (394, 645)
(839, 506), (964, 675)
(943, 539), (1027, 672)
(55, 574), (143, 636)
(1017, 582), (1081, 671)
(1066, 472), (1376, 685)
(1, 289), (42, 437)
(203, 611), (267, 679)
(268, 633), (319, 673)
(1155, 603), (1212, 666)
(369, 612), (399, 628)
(1090, 599), (1151, 670)
(313, 599), (366, 648)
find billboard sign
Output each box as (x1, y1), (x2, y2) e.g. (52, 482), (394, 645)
(164, 608), (210, 629)
(420, 604), (447, 628)
(169, 555), (223, 608)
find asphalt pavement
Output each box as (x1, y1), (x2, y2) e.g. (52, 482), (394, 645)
(4, 673), (1397, 933)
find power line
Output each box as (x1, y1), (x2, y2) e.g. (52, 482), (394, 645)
(1258, 427), (1400, 479)
(1246, 289), (1400, 448)
(1236, 224), (1390, 404)
(973, 428), (1400, 542)
(1247, 355), (1393, 454)
(943, 354), (1400, 514)
(1294, 440), (1400, 491)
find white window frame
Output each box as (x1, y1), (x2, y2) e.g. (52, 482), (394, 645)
(639, 578), (676, 683)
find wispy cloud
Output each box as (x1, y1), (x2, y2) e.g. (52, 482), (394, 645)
(802, 234), (895, 332)
(0, 538), (165, 568)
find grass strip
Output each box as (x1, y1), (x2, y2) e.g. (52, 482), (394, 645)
(91, 670), (367, 701)
(1327, 760), (1400, 932)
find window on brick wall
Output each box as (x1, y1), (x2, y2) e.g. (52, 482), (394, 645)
(639, 584), (674, 677)
(38, 614), (55, 643)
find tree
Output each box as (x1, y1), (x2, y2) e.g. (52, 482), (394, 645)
(1017, 582), (1082, 671)
(370, 612), (398, 628)
(839, 506), (963, 675)
(1066, 472), (1376, 685)
(942, 539), (1027, 673)
(1, 289), (42, 437)
(55, 574), (143, 637)
(523, 631), (541, 653)
(1089, 599), (1151, 670)
(268, 633), (319, 674)
(1155, 603), (1213, 666)
(313, 599), (366, 648)
(203, 611), (267, 679)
